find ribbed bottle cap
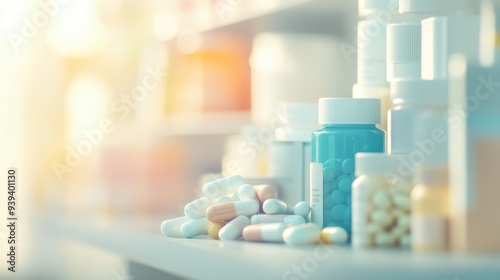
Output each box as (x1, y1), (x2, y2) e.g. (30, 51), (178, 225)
(355, 153), (407, 177)
(399, 0), (480, 14)
(390, 78), (448, 105)
(414, 165), (448, 186)
(318, 98), (381, 125)
(387, 22), (422, 82)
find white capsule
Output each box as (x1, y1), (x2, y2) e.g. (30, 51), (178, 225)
(184, 197), (213, 219)
(320, 227), (348, 244)
(375, 232), (394, 246)
(202, 175), (245, 199)
(291, 201), (311, 221)
(180, 217), (209, 238)
(396, 214), (410, 230)
(372, 190), (391, 209)
(160, 216), (190, 238)
(219, 216), (250, 240)
(238, 184), (258, 201)
(392, 194), (410, 211)
(370, 210), (394, 227)
(263, 198), (290, 214)
(250, 214), (306, 225)
(217, 196), (233, 204)
(243, 223), (286, 243)
(283, 223), (321, 246)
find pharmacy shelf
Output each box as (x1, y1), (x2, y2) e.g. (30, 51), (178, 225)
(52, 217), (500, 280)
(179, 0), (356, 36)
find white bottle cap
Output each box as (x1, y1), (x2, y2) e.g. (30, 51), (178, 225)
(390, 78), (448, 105)
(358, 20), (389, 86)
(421, 15), (480, 80)
(355, 153), (408, 177)
(359, 0), (398, 17)
(275, 103), (319, 142)
(387, 22), (422, 82)
(414, 165), (448, 186)
(399, 0), (480, 14)
(318, 98), (381, 125)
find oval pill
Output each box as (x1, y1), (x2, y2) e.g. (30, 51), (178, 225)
(243, 223), (286, 243)
(283, 223), (321, 246)
(291, 201), (311, 220)
(203, 175), (245, 199)
(184, 197), (213, 219)
(180, 217), (209, 238)
(219, 216), (250, 240)
(238, 184), (258, 201)
(160, 216), (190, 238)
(206, 200), (259, 222)
(320, 227), (348, 244)
(263, 198), (290, 214)
(251, 214), (306, 226)
(208, 222), (225, 239)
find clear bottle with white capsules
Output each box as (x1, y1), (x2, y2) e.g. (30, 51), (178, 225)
(352, 153), (413, 248)
(310, 98), (385, 235)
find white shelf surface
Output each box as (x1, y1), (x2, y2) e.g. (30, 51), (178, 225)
(50, 217), (500, 280)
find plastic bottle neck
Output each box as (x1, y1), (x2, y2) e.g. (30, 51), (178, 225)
(322, 123), (377, 129)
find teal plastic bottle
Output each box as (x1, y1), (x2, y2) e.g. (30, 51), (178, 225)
(310, 98), (385, 236)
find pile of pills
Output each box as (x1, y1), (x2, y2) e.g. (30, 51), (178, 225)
(323, 158), (354, 233)
(352, 179), (412, 247)
(161, 175), (348, 246)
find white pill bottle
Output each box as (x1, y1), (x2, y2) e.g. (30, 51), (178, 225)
(352, 153), (413, 248)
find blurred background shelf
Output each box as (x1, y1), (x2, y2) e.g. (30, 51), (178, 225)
(172, 0), (357, 37)
(39, 215), (500, 280)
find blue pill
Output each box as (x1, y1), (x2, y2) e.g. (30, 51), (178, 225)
(323, 195), (334, 209)
(345, 194), (352, 205)
(323, 181), (334, 194)
(331, 190), (345, 204)
(330, 204), (346, 222)
(339, 177), (353, 193)
(323, 167), (336, 182)
(341, 158), (354, 174)
(336, 174), (350, 185)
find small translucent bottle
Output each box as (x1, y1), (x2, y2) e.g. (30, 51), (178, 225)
(310, 98), (385, 234)
(269, 103), (319, 205)
(411, 165), (449, 252)
(352, 153), (413, 248)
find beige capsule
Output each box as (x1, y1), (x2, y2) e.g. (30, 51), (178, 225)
(206, 200), (259, 223)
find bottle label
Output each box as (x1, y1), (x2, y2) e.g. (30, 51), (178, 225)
(310, 162), (323, 228)
(411, 215), (448, 247)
